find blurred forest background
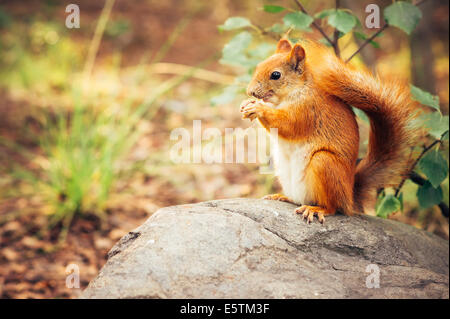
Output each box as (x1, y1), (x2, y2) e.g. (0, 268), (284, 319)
(0, 0), (448, 298)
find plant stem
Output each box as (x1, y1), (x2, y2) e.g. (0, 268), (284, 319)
(252, 24), (281, 40)
(293, 0), (334, 48)
(333, 0), (341, 57)
(82, 0), (116, 92)
(394, 134), (446, 197)
(346, 0), (429, 63)
(346, 23), (388, 63)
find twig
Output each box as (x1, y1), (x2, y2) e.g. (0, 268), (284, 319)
(439, 203), (449, 218)
(252, 24), (281, 40)
(346, 23), (388, 63)
(346, 0), (429, 63)
(82, 0), (116, 92)
(293, 0), (334, 47)
(333, 0), (341, 57)
(125, 62), (235, 85)
(394, 136), (444, 197)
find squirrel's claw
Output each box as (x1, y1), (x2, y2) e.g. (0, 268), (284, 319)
(295, 205), (326, 224)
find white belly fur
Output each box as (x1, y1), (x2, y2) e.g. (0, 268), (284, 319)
(271, 137), (312, 205)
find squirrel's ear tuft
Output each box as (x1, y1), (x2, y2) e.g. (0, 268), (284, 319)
(276, 39), (292, 53)
(288, 44), (306, 72)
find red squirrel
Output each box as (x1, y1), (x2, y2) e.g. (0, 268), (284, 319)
(240, 39), (419, 223)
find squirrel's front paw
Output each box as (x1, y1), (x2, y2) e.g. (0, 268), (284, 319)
(240, 99), (265, 121)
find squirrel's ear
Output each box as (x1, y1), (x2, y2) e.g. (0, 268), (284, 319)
(276, 39), (292, 53)
(288, 44), (306, 72)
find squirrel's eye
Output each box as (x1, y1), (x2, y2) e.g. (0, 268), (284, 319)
(270, 71), (281, 80)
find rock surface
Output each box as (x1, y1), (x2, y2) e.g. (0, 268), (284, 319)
(82, 198), (449, 299)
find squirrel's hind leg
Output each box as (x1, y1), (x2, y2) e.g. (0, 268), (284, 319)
(297, 151), (354, 224)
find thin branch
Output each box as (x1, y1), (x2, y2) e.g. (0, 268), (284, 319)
(333, 0), (341, 57)
(346, 0), (429, 63)
(252, 24), (281, 41)
(408, 171), (426, 186)
(394, 137), (444, 197)
(125, 62), (235, 85)
(82, 0), (116, 92)
(346, 23), (388, 63)
(439, 203), (449, 218)
(293, 0), (334, 47)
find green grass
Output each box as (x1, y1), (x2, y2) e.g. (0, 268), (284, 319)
(0, 6), (201, 241)
(3, 94), (143, 238)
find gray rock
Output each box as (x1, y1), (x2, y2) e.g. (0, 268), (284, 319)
(82, 198), (449, 299)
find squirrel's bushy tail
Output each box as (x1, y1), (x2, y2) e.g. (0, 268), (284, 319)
(306, 41), (420, 213)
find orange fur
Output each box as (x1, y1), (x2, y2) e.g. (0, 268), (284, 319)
(242, 39), (420, 218)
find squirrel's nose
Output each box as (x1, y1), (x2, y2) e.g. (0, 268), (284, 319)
(247, 88), (261, 99)
(247, 81), (263, 98)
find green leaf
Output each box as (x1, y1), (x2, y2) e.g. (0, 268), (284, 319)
(218, 17), (252, 31)
(314, 9), (335, 20)
(354, 32), (380, 49)
(418, 150), (449, 188)
(384, 1), (422, 35)
(417, 181), (443, 209)
(220, 31), (253, 67)
(263, 5), (286, 13)
(283, 12), (313, 31)
(269, 23), (287, 33)
(327, 10), (358, 34)
(411, 85), (440, 111)
(354, 32), (367, 40)
(415, 113), (449, 140)
(376, 194), (401, 218)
